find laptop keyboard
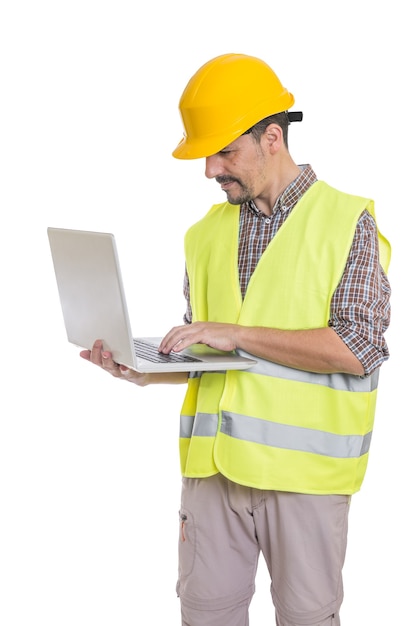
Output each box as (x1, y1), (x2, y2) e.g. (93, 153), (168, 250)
(133, 339), (202, 364)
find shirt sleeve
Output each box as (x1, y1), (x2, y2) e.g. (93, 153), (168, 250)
(329, 210), (391, 375)
(183, 265), (192, 324)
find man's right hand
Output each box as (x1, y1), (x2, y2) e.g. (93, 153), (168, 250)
(79, 339), (150, 386)
(79, 339), (188, 387)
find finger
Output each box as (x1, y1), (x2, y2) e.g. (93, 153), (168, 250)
(90, 339), (105, 365)
(168, 324), (204, 351)
(158, 327), (181, 352)
(101, 352), (123, 377)
(119, 365), (142, 382)
(159, 325), (193, 353)
(116, 364), (149, 386)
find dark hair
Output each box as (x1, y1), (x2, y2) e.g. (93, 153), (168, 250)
(244, 111), (290, 148)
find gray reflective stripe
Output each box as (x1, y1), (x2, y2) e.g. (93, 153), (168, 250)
(236, 350), (379, 392)
(180, 411), (371, 458)
(180, 412), (218, 438)
(188, 371), (203, 379)
(188, 370), (227, 379)
(180, 414), (195, 438)
(221, 411), (371, 458)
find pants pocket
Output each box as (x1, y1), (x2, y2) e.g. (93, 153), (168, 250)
(178, 507), (196, 580)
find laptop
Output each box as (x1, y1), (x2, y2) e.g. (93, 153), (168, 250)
(47, 227), (257, 373)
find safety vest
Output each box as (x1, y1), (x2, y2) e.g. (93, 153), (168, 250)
(180, 181), (391, 495)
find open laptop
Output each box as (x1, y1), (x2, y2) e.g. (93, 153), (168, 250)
(47, 227), (257, 373)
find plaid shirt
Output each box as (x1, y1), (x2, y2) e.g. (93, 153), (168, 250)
(183, 165), (391, 375)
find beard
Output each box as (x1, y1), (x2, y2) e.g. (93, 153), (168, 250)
(215, 176), (253, 205)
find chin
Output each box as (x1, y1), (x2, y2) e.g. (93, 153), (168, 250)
(226, 194), (245, 205)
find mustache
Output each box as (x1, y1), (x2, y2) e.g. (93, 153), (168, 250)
(215, 176), (240, 185)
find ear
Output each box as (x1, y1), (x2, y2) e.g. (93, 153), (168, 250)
(263, 123), (284, 154)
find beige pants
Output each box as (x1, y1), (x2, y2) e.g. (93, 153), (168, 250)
(177, 474), (350, 626)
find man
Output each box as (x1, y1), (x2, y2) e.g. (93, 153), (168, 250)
(81, 54), (391, 625)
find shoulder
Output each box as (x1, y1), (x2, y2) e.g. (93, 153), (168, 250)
(311, 181), (373, 208)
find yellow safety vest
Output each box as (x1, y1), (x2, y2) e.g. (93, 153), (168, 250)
(180, 181), (391, 495)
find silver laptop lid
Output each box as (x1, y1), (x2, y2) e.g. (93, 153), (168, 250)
(47, 227), (137, 367)
(47, 227), (257, 373)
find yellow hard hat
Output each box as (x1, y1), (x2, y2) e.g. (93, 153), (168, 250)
(173, 53), (295, 160)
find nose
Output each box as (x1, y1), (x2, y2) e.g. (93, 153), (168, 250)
(205, 154), (223, 180)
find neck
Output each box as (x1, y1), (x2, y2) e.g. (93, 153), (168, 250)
(256, 160), (301, 216)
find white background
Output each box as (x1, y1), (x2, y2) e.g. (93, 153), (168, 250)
(0, 1), (413, 624)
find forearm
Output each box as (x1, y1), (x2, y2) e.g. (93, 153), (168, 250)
(234, 325), (365, 376)
(139, 371), (189, 386)
(160, 322), (365, 376)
